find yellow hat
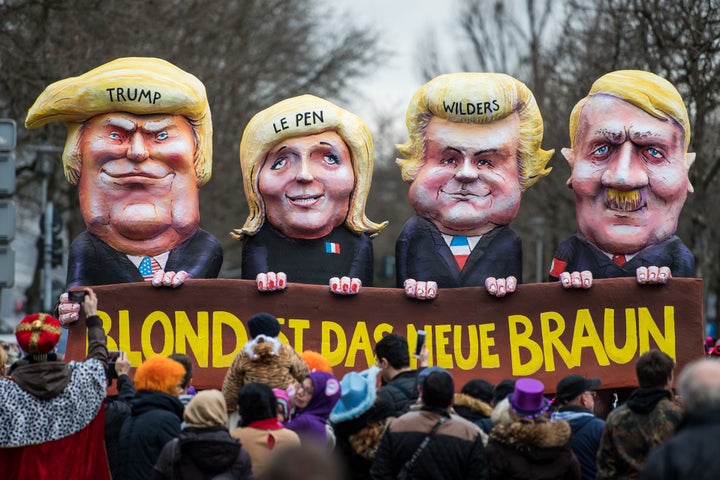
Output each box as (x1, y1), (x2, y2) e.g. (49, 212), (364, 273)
(25, 57), (212, 186)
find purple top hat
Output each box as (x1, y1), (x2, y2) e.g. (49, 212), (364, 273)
(508, 378), (550, 418)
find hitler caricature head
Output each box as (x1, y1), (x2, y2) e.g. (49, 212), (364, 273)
(25, 57), (212, 256)
(563, 70), (695, 255)
(397, 73), (553, 236)
(234, 94), (387, 240)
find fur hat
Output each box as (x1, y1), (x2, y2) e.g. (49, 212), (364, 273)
(301, 350), (333, 374)
(15, 313), (61, 360)
(508, 378), (551, 419)
(330, 366), (380, 424)
(248, 312), (281, 338)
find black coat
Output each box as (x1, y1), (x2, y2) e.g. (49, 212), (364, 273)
(152, 426), (253, 480)
(105, 374), (136, 479)
(395, 216), (523, 288)
(117, 390), (185, 480)
(641, 408), (720, 480)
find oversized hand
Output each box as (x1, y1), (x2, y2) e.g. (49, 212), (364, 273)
(403, 279), (438, 300)
(484, 276), (517, 297)
(256, 272), (287, 291)
(329, 276), (362, 295)
(636, 266), (671, 285)
(559, 270), (593, 289)
(58, 292), (81, 326)
(151, 270), (189, 288)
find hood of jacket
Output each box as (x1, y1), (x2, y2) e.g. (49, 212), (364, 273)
(10, 361), (71, 400)
(132, 389), (185, 420)
(180, 426), (241, 473)
(301, 370), (341, 418)
(490, 417), (573, 453)
(627, 387), (672, 414)
(453, 393), (493, 418)
(243, 335), (282, 361)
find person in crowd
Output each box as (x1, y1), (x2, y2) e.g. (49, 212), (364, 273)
(551, 374), (605, 480)
(231, 382), (301, 476)
(117, 355), (187, 480)
(596, 349), (683, 479)
(0, 288), (110, 479)
(222, 312), (309, 413)
(105, 350), (136, 479)
(285, 370), (341, 447)
(485, 378), (581, 480)
(273, 387), (293, 423)
(170, 352), (195, 406)
(301, 349), (334, 374)
(25, 58), (223, 325)
(395, 72), (553, 300)
(551, 70), (695, 287)
(641, 358), (720, 480)
(453, 378), (494, 426)
(375, 333), (420, 416)
(153, 389), (253, 480)
(331, 366), (396, 480)
(370, 369), (487, 479)
(0, 341), (6, 378)
(234, 94), (387, 294)
(257, 444), (346, 480)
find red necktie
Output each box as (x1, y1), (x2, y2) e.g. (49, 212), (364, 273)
(612, 254), (626, 266)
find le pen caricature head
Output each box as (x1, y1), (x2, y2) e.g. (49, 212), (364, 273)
(25, 57), (213, 187)
(397, 72), (553, 191)
(234, 94), (387, 239)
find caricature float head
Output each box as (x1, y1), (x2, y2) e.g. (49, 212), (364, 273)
(25, 57), (212, 256)
(565, 70), (694, 254)
(234, 94), (387, 240)
(397, 73), (553, 236)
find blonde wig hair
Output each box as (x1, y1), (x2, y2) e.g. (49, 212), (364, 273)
(25, 57), (213, 187)
(568, 70), (691, 151)
(232, 94), (387, 238)
(397, 72), (553, 190)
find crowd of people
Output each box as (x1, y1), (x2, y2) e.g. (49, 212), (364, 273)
(0, 289), (718, 479)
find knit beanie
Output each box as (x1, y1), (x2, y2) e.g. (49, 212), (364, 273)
(15, 313), (62, 361)
(184, 389), (228, 428)
(248, 312), (281, 338)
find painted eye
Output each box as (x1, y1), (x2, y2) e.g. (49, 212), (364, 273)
(270, 158), (287, 170)
(323, 153), (340, 165)
(476, 159), (491, 167)
(108, 131), (121, 140)
(646, 147), (664, 159)
(156, 131), (169, 141)
(592, 145), (609, 156)
(440, 157), (457, 165)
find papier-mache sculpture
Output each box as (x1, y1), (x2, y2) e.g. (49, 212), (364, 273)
(233, 95), (387, 295)
(395, 73), (553, 299)
(550, 70), (696, 288)
(25, 57), (223, 324)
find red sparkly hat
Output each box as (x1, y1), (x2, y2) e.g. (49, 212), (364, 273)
(15, 313), (62, 355)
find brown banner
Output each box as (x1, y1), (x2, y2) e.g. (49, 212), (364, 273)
(65, 278), (705, 391)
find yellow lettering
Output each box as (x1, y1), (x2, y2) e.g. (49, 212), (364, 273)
(478, 323), (499, 368)
(373, 323), (393, 342)
(117, 310), (142, 365)
(508, 315), (543, 375)
(345, 322), (374, 367)
(97, 310), (119, 351)
(453, 325), (478, 370)
(174, 311), (209, 367)
(570, 309), (609, 367)
(287, 318), (310, 351)
(639, 306), (676, 359)
(321, 321), (347, 366)
(141, 311), (174, 358)
(540, 311), (570, 371)
(435, 324), (453, 368)
(212, 311), (246, 368)
(604, 308), (637, 364)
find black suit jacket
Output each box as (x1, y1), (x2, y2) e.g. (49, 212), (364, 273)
(66, 229), (223, 287)
(395, 216), (523, 288)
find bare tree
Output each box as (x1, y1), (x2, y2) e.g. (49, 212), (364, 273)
(0, 0), (386, 311)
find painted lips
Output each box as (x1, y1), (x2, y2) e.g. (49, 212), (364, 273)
(286, 193), (324, 207)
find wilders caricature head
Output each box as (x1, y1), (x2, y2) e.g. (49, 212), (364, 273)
(397, 73), (553, 236)
(25, 57), (212, 256)
(233, 95), (387, 240)
(564, 70), (695, 254)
